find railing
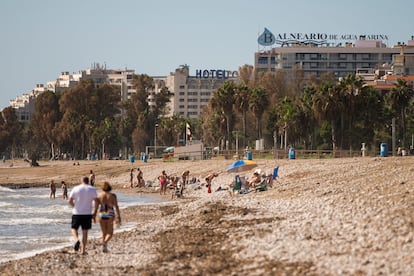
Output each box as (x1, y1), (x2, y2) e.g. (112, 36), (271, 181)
(161, 148), (386, 161)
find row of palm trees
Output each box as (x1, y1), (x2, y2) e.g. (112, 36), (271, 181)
(199, 71), (414, 153)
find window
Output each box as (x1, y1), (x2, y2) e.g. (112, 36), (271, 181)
(258, 57), (268, 64)
(188, 105), (198, 109)
(179, 85), (185, 89)
(310, 62), (318, 68)
(179, 99), (185, 102)
(179, 105), (185, 109)
(310, 53), (319, 60)
(339, 54), (347, 60)
(179, 92), (185, 96)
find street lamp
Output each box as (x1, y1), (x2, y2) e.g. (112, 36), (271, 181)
(154, 123), (159, 158)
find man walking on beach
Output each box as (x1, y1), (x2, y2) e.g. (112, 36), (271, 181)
(68, 176), (98, 255)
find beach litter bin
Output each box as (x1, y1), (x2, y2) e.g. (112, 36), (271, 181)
(143, 154), (148, 163)
(380, 143), (388, 157)
(246, 151), (252, 160)
(129, 155), (135, 163)
(288, 147), (296, 159)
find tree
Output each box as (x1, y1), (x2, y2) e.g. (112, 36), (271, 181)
(211, 81), (236, 149)
(338, 74), (366, 150)
(0, 107), (22, 157)
(234, 84), (250, 147)
(312, 81), (343, 151)
(31, 91), (61, 159)
(57, 79), (120, 159)
(386, 78), (413, 148)
(249, 87), (269, 140)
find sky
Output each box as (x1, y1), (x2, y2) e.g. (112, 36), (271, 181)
(0, 0), (413, 109)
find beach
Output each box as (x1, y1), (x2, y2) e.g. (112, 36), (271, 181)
(0, 156), (414, 275)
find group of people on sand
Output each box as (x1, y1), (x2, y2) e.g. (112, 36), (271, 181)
(68, 176), (121, 255)
(157, 170), (191, 198)
(125, 167), (145, 188)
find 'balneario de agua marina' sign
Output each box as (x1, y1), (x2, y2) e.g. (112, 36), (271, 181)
(258, 28), (389, 46)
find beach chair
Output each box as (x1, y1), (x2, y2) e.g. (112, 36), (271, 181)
(232, 175), (250, 194)
(273, 166), (279, 180)
(255, 177), (268, 192)
(233, 175), (242, 192)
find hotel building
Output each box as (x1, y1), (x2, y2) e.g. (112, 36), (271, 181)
(255, 30), (414, 80)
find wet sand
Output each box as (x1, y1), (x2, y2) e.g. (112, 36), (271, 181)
(1, 157), (414, 275)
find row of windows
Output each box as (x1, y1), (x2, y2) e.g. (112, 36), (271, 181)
(298, 62), (372, 69)
(179, 111), (199, 116)
(178, 98), (210, 102)
(178, 91), (212, 96)
(178, 105), (207, 109)
(260, 53), (390, 64)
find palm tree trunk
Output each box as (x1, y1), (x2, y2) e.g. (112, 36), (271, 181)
(331, 120), (336, 153)
(242, 110), (247, 148)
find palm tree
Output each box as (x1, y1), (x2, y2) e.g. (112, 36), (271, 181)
(387, 78), (413, 148)
(249, 87), (269, 140)
(210, 81), (235, 149)
(312, 81), (343, 151)
(338, 73), (365, 150)
(234, 84), (250, 147)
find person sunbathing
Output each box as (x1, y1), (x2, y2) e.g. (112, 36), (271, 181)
(248, 172), (261, 189)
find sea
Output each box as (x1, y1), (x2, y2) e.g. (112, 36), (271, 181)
(0, 186), (165, 264)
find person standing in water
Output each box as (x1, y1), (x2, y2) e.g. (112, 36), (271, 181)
(68, 176), (98, 255)
(94, 181), (121, 253)
(49, 180), (56, 199)
(89, 170), (96, 186)
(61, 181), (68, 200)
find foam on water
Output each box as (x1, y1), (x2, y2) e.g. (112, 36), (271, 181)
(0, 186), (164, 264)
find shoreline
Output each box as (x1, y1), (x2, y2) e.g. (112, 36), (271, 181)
(1, 157), (414, 274)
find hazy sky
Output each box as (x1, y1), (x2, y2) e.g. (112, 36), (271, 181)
(1, 0), (413, 109)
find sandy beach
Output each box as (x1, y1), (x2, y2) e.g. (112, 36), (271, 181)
(0, 156), (414, 275)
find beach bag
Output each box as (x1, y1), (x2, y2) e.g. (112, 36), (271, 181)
(207, 186), (211, 193)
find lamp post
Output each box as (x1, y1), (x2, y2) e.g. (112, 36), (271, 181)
(154, 123), (159, 158)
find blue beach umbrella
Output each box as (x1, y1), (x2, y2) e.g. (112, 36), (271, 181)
(226, 160), (257, 173)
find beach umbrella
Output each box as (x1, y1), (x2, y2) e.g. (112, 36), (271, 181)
(226, 159), (257, 173)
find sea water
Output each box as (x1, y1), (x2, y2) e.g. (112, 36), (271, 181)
(0, 186), (165, 263)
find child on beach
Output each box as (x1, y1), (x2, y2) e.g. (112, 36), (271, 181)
(61, 181), (68, 200)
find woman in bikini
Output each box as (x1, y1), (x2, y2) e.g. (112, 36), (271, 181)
(94, 181), (121, 253)
(158, 170), (168, 195)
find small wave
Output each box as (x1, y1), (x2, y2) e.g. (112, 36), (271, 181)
(0, 186), (15, 192)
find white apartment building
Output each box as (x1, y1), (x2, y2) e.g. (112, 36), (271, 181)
(11, 64), (136, 122)
(9, 84), (47, 122)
